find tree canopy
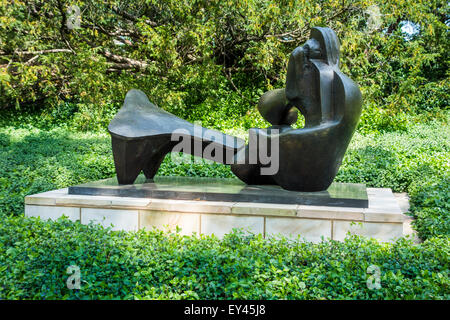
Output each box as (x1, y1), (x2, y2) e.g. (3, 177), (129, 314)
(0, 0), (448, 130)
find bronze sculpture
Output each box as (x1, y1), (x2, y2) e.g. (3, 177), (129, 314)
(108, 27), (362, 191)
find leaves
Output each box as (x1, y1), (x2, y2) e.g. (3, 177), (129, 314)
(0, 216), (448, 299)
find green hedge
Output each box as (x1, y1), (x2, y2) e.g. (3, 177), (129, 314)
(0, 215), (448, 300)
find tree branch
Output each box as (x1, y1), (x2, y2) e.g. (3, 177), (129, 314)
(14, 49), (73, 55)
(111, 6), (159, 27)
(101, 50), (148, 70)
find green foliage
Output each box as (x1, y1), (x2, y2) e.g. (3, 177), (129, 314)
(0, 127), (115, 216)
(0, 0), (448, 132)
(408, 177), (450, 240)
(0, 0), (449, 300)
(0, 216), (448, 300)
(337, 119), (449, 193)
(0, 126), (236, 216)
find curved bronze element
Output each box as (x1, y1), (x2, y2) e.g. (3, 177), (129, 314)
(231, 27), (362, 191)
(257, 88), (298, 126)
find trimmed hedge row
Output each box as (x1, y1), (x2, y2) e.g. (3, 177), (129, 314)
(0, 215), (448, 300)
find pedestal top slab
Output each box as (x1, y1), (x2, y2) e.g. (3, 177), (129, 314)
(68, 175), (368, 208)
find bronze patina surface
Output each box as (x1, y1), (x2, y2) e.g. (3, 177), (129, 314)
(231, 27), (363, 191)
(108, 27), (362, 192)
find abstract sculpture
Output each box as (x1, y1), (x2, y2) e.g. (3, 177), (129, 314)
(108, 27), (362, 191)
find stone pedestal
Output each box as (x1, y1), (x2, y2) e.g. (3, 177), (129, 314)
(24, 177), (411, 243)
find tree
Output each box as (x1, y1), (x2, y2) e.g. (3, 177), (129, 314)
(0, 0), (448, 131)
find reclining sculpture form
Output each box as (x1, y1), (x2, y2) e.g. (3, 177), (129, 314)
(108, 27), (362, 191)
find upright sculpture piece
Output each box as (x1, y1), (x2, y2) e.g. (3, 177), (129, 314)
(231, 27), (363, 191)
(108, 27), (362, 191)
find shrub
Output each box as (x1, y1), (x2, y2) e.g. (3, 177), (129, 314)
(0, 215), (448, 300)
(0, 127), (116, 216)
(409, 177), (450, 240)
(337, 119), (449, 193)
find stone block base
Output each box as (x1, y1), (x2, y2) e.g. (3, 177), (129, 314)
(25, 187), (412, 243)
